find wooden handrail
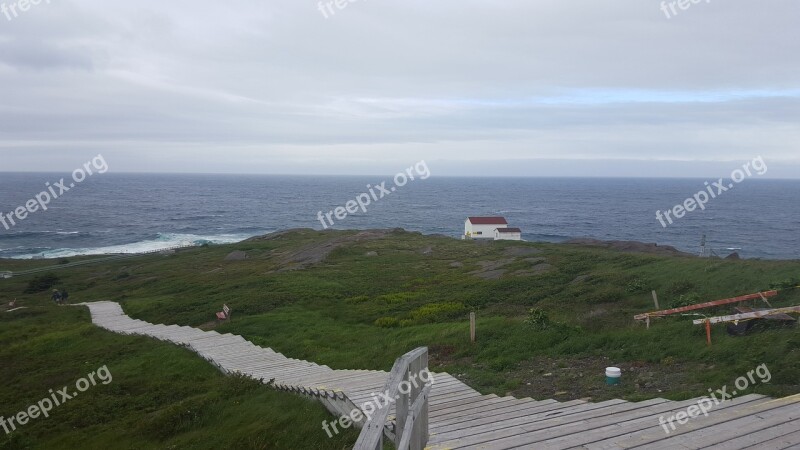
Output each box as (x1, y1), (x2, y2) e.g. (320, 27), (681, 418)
(354, 347), (430, 450)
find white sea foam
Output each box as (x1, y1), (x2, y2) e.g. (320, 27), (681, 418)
(10, 232), (255, 259)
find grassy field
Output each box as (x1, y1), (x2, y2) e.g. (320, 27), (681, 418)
(0, 306), (359, 449)
(1, 228), (799, 448)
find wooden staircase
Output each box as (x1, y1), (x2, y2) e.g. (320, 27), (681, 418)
(79, 301), (800, 449)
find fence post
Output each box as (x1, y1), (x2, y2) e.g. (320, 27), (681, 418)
(470, 312), (476, 343)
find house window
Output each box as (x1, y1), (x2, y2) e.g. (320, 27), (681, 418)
(476, 232), (482, 235)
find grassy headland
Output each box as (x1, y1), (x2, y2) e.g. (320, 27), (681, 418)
(1, 229), (798, 448)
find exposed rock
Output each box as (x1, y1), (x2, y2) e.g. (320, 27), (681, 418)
(570, 274), (591, 284)
(276, 229), (397, 270)
(475, 259), (515, 271)
(420, 246), (433, 255)
(585, 307), (608, 318)
(565, 238), (693, 256)
(245, 228), (314, 241)
(473, 269), (506, 280)
(504, 247), (543, 257)
(449, 262), (464, 268)
(513, 264), (553, 277)
(365, 251), (379, 257)
(531, 263), (553, 273)
(470, 258), (515, 279)
(225, 251), (248, 261)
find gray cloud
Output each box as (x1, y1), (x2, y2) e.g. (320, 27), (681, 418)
(0, 0), (797, 176)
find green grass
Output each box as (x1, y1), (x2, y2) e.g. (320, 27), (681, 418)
(0, 306), (358, 449)
(1, 228), (798, 447)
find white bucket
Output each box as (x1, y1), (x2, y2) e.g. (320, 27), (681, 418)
(605, 367), (621, 385)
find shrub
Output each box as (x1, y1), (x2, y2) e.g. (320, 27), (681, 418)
(769, 278), (800, 290)
(23, 273), (60, 294)
(377, 292), (421, 304)
(344, 295), (370, 304)
(666, 281), (695, 296)
(137, 396), (212, 440)
(670, 292), (701, 308)
(411, 302), (466, 323)
(223, 373), (263, 396)
(626, 277), (646, 293)
(585, 286), (626, 304)
(374, 317), (400, 328)
(524, 308), (550, 330)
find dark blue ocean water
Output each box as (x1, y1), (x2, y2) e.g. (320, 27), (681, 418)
(0, 173), (798, 260)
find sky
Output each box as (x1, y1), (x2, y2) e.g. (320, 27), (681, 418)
(0, 0), (798, 177)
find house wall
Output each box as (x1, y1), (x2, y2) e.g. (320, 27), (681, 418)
(465, 221), (504, 239)
(494, 231), (522, 241)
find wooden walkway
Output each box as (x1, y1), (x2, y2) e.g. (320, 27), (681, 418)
(79, 301), (800, 449)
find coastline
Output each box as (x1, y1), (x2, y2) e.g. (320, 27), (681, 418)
(2, 228), (792, 264)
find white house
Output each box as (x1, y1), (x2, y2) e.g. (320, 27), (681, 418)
(494, 227), (522, 241)
(464, 217), (509, 240)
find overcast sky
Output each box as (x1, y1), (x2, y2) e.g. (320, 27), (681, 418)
(0, 0), (798, 177)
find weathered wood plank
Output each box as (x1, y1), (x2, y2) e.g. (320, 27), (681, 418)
(570, 395), (772, 449)
(738, 427), (800, 449)
(428, 399), (636, 447)
(693, 418), (800, 449)
(451, 395), (767, 449)
(641, 398), (800, 450)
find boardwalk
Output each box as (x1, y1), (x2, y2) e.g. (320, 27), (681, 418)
(80, 301), (800, 449)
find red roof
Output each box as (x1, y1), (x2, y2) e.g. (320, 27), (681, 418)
(497, 227), (522, 233)
(467, 217), (508, 225)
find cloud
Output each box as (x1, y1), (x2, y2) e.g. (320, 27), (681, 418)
(0, 0), (797, 176)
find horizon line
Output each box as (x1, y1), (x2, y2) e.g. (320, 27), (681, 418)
(0, 171), (799, 180)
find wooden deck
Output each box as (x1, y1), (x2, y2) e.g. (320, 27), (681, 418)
(79, 302), (800, 449)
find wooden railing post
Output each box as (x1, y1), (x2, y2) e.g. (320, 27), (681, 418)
(416, 350), (429, 450)
(409, 355), (422, 450)
(394, 367), (409, 448)
(355, 347), (430, 450)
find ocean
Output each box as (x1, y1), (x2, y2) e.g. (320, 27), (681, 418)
(0, 173), (798, 260)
